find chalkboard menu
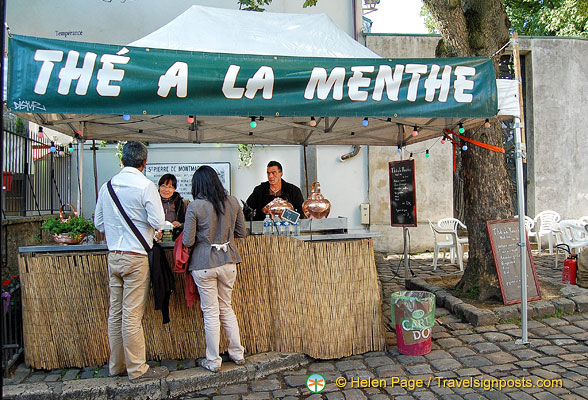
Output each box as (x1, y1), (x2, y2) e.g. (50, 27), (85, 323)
(487, 219), (541, 305)
(388, 160), (417, 227)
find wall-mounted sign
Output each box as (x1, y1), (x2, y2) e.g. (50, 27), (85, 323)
(145, 162), (231, 200)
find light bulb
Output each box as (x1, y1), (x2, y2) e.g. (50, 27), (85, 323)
(123, 114), (130, 121)
(362, 117), (369, 127)
(484, 118), (491, 128)
(187, 115), (195, 124)
(50, 144), (56, 153)
(412, 126), (418, 137)
(441, 138), (446, 144)
(425, 150), (430, 158)
(68, 144), (74, 153)
(309, 116), (317, 127)
(409, 153), (413, 160)
(458, 123), (464, 134)
(37, 127), (44, 138)
(250, 117), (257, 129)
(397, 147), (402, 153)
(462, 144), (468, 151)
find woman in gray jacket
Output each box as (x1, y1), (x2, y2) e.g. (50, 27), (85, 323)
(182, 166), (247, 373)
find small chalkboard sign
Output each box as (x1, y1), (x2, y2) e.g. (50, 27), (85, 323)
(487, 218), (541, 305)
(281, 208), (300, 224)
(388, 160), (417, 227)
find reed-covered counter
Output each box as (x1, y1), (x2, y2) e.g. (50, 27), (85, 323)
(18, 235), (385, 369)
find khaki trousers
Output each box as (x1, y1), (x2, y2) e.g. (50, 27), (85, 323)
(192, 263), (245, 368)
(107, 253), (150, 379)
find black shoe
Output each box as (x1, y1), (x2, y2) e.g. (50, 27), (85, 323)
(129, 366), (169, 383)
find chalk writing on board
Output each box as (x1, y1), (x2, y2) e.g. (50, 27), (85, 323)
(487, 219), (541, 305)
(389, 160), (417, 227)
(145, 162), (231, 200)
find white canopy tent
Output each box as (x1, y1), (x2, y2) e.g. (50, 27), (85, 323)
(8, 5), (519, 145)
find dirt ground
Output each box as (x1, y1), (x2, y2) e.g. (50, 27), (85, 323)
(426, 275), (562, 310)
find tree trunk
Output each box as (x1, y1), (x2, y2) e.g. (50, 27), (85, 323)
(423, 0), (514, 300)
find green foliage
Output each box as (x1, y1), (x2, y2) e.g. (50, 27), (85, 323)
(456, 284), (480, 299)
(41, 215), (96, 238)
(505, 0), (588, 38)
(420, 4), (438, 34)
(238, 0), (316, 11)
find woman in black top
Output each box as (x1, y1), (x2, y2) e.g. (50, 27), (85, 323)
(158, 173), (186, 240)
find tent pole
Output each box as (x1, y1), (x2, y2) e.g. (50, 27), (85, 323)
(512, 32), (527, 162)
(77, 123), (84, 215)
(514, 116), (528, 345)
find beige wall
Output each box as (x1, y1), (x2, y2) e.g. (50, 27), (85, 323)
(365, 33), (588, 253)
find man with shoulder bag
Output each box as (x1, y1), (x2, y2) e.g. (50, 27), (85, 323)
(95, 141), (169, 382)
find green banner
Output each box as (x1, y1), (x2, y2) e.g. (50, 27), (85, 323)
(8, 35), (498, 118)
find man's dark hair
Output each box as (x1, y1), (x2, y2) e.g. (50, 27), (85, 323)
(267, 161), (282, 172)
(191, 166), (228, 215)
(158, 173), (177, 188)
(121, 141), (148, 168)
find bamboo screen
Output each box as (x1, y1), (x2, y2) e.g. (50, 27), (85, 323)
(18, 236), (385, 369)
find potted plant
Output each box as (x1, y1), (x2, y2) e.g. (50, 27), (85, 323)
(41, 204), (96, 245)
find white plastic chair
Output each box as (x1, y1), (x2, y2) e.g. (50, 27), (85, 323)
(579, 216), (588, 225)
(559, 220), (588, 253)
(534, 210), (561, 254)
(429, 220), (464, 271)
(437, 217), (468, 263)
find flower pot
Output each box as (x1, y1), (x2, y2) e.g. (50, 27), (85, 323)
(52, 233), (86, 245)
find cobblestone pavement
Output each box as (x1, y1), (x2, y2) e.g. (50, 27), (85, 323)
(6, 252), (587, 399)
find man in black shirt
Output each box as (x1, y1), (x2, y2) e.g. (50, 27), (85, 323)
(246, 161), (305, 221)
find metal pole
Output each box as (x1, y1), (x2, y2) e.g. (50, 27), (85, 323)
(77, 124), (84, 215)
(514, 116), (528, 345)
(403, 227), (409, 282)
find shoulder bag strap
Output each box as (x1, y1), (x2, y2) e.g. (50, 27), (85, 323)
(107, 180), (151, 253)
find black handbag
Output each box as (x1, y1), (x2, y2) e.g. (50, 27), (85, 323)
(107, 180), (175, 324)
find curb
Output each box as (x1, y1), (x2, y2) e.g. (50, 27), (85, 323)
(406, 278), (588, 326)
(2, 353), (311, 400)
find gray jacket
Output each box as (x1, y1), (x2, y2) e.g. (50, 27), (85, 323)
(182, 195), (247, 271)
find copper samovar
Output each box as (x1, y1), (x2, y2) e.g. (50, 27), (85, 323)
(262, 197), (293, 219)
(302, 182), (331, 219)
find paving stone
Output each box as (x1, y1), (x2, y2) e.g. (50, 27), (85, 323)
(343, 369), (375, 381)
(325, 393), (345, 400)
(541, 317), (569, 327)
(556, 324), (585, 335)
(536, 345), (569, 356)
(559, 353), (586, 362)
(482, 332), (512, 343)
(448, 347), (476, 358)
(459, 334), (485, 345)
(212, 396), (240, 400)
(335, 360), (366, 371)
(551, 298), (576, 314)
(425, 350), (452, 360)
(272, 388), (300, 398)
(161, 359), (179, 371)
(460, 356), (492, 368)
(341, 388), (368, 400)
(429, 358), (462, 371)
(44, 374), (61, 382)
(530, 301), (556, 318)
(535, 356), (562, 365)
(219, 384), (248, 395)
(283, 374), (309, 387)
(61, 369), (80, 381)
(551, 338), (577, 346)
(485, 352), (518, 364)
(564, 344), (588, 353)
(395, 354), (427, 365)
(512, 349), (542, 361)
(96, 366), (109, 378)
(374, 364), (405, 377)
(455, 368), (481, 377)
(472, 342), (501, 354)
(363, 356), (395, 368)
(570, 295), (588, 312)
(404, 364), (432, 375)
(242, 393), (271, 400)
(80, 370), (95, 379)
(251, 378), (281, 392)
(496, 305), (519, 320)
(436, 338), (463, 349)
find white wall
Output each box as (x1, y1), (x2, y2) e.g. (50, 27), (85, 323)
(81, 143), (366, 231)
